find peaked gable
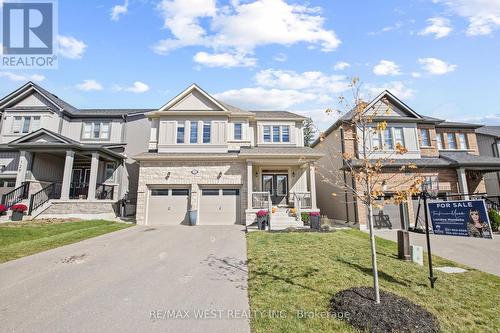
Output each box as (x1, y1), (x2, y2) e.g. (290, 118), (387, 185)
(364, 90), (422, 119)
(9, 128), (78, 145)
(157, 84), (229, 113)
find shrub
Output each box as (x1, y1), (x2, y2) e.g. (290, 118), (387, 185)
(488, 209), (500, 232)
(10, 204), (28, 213)
(256, 210), (268, 218)
(301, 212), (309, 223)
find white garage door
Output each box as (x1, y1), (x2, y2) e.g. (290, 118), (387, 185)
(147, 188), (190, 225)
(199, 188), (240, 225)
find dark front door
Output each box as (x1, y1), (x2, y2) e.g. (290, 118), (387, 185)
(262, 174), (288, 205)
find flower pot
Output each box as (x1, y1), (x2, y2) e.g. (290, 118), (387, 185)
(257, 215), (267, 230)
(310, 215), (320, 230)
(189, 210), (198, 226)
(11, 211), (24, 222)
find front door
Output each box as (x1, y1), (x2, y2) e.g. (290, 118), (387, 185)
(262, 174), (288, 205)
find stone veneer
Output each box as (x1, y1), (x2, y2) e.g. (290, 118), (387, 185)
(39, 200), (118, 217)
(135, 160), (247, 225)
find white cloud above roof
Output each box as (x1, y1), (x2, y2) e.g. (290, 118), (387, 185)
(76, 79), (103, 91)
(373, 60), (401, 76)
(418, 17), (453, 38)
(437, 0), (500, 36)
(333, 61), (350, 71)
(0, 71), (45, 82)
(193, 51), (256, 68)
(418, 57), (457, 75)
(57, 35), (87, 59)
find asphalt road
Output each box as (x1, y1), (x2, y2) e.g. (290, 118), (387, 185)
(0, 225), (250, 333)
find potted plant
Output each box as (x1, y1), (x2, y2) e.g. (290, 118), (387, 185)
(309, 211), (321, 230)
(301, 212), (309, 225)
(0, 204), (7, 216)
(256, 210), (269, 230)
(10, 204), (27, 221)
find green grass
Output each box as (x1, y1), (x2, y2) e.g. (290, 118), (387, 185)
(0, 220), (133, 263)
(247, 230), (500, 333)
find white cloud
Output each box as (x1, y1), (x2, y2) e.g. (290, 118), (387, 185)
(365, 81), (415, 99)
(76, 79), (103, 91)
(193, 51), (257, 68)
(411, 72), (421, 78)
(254, 69), (348, 93)
(418, 57), (457, 75)
(333, 61), (350, 71)
(373, 60), (401, 76)
(418, 17), (452, 38)
(274, 53), (287, 62)
(153, 0), (340, 67)
(115, 81), (150, 93)
(111, 0), (129, 21)
(454, 113), (500, 125)
(0, 71), (45, 82)
(368, 22), (403, 35)
(438, 0), (500, 36)
(57, 35), (87, 59)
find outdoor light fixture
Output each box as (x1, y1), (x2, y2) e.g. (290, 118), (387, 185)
(292, 171), (295, 177)
(165, 172), (171, 180)
(217, 171), (223, 179)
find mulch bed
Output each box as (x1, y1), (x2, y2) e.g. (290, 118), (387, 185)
(330, 287), (440, 333)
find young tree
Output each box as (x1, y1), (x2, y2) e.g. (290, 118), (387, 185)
(303, 117), (316, 147)
(318, 78), (423, 304)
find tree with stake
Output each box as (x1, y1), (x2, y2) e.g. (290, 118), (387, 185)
(316, 78), (423, 303)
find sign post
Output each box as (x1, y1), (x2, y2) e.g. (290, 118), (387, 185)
(422, 192), (437, 288)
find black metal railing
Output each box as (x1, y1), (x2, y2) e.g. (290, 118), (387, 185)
(96, 183), (115, 200)
(28, 183), (61, 215)
(1, 182), (30, 207)
(69, 182), (89, 199)
(482, 196), (500, 212)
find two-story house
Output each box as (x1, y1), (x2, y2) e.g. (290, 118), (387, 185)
(134, 84), (322, 227)
(0, 82), (151, 218)
(475, 126), (500, 201)
(312, 90), (500, 230)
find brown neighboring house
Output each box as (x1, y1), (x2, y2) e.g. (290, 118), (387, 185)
(311, 91), (500, 230)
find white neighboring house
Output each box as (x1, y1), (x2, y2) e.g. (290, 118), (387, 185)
(134, 84), (322, 227)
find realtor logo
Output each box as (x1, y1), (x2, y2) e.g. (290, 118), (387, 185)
(1, 1), (58, 68)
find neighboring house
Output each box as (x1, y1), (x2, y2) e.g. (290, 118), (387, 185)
(311, 91), (500, 230)
(475, 126), (500, 202)
(0, 82), (151, 218)
(134, 84), (322, 227)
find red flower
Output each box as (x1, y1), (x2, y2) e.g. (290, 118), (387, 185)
(309, 212), (320, 217)
(0, 204), (7, 213)
(10, 204), (28, 213)
(256, 210), (269, 218)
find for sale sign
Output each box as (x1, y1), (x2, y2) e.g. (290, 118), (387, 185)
(427, 200), (493, 239)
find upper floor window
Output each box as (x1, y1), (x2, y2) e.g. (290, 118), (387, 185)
(383, 128), (394, 150)
(12, 116), (40, 134)
(234, 123), (242, 140)
(263, 125), (290, 143)
(447, 133), (457, 149)
(176, 123), (185, 144)
(420, 128), (430, 147)
(436, 133), (443, 150)
(82, 122), (110, 140)
(203, 122), (211, 143)
(458, 133), (468, 149)
(372, 130), (382, 149)
(394, 128), (404, 147)
(190, 121), (198, 144)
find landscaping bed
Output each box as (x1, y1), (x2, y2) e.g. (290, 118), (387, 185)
(0, 219), (132, 263)
(247, 229), (500, 333)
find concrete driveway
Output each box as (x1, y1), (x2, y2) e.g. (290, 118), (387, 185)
(0, 225), (250, 333)
(374, 230), (500, 276)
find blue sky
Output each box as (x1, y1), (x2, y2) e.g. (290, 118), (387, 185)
(1, 0), (499, 130)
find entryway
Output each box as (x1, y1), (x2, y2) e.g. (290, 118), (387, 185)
(262, 174), (288, 205)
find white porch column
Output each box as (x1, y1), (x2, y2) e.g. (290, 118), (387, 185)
(148, 118), (159, 151)
(457, 167), (469, 199)
(247, 161), (253, 209)
(15, 151), (29, 187)
(60, 150), (75, 200)
(87, 153), (99, 200)
(309, 162), (317, 209)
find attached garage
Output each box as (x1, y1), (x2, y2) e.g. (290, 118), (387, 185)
(147, 188), (190, 225)
(199, 188), (241, 225)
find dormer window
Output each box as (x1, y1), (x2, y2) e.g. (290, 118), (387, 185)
(263, 125), (290, 143)
(12, 116), (40, 134)
(82, 122), (110, 140)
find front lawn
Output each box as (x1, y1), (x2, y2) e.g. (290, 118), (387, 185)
(247, 230), (500, 333)
(0, 220), (132, 263)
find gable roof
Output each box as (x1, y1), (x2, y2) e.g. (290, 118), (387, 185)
(252, 111), (306, 120)
(9, 128), (81, 145)
(156, 83), (230, 113)
(476, 126), (500, 138)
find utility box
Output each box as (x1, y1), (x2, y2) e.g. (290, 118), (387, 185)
(411, 245), (424, 266)
(397, 230), (411, 261)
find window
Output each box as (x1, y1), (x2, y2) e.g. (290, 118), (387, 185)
(203, 122), (211, 143)
(202, 189), (219, 196)
(420, 128), (430, 147)
(436, 133), (443, 150)
(12, 116), (41, 134)
(394, 128), (405, 147)
(272, 126), (280, 142)
(176, 123), (185, 144)
(105, 163), (115, 181)
(372, 130), (382, 149)
(458, 133), (468, 149)
(223, 189), (240, 195)
(172, 189), (189, 196)
(151, 189), (169, 196)
(282, 126), (290, 142)
(447, 133), (457, 149)
(263, 126), (271, 143)
(82, 122), (110, 140)
(383, 128), (394, 150)
(234, 123), (242, 140)
(190, 121), (198, 143)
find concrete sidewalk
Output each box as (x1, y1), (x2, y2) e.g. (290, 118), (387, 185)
(0, 225), (250, 333)
(374, 230), (500, 276)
